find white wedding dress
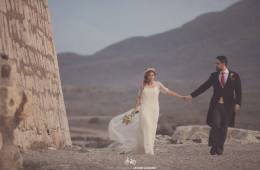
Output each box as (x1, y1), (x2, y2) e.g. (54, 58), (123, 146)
(108, 81), (169, 155)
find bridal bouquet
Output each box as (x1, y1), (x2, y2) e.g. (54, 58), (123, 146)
(122, 110), (139, 125)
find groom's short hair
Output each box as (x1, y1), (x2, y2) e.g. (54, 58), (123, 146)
(216, 56), (228, 65)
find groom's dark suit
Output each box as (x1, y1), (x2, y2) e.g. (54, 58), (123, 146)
(190, 70), (242, 151)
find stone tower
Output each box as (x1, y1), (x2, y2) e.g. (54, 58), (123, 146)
(0, 0), (71, 150)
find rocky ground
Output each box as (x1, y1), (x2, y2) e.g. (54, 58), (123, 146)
(21, 126), (260, 170)
(23, 142), (260, 170)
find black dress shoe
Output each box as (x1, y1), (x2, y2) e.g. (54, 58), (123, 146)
(210, 147), (216, 155)
(216, 147), (223, 155)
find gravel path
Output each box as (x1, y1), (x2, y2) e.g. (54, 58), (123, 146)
(23, 143), (260, 170)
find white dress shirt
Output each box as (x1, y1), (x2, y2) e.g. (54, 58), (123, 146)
(219, 68), (229, 86)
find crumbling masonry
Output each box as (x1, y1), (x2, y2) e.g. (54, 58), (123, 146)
(0, 0), (71, 151)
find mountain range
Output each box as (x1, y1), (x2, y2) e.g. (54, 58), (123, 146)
(58, 0), (260, 130)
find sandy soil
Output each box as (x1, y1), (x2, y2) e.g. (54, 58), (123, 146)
(23, 143), (260, 170)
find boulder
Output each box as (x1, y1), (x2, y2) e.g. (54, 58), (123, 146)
(172, 125), (260, 145)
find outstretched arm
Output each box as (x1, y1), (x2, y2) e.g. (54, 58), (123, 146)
(187, 73), (214, 99)
(158, 81), (184, 99)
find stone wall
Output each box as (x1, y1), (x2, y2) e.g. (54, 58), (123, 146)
(0, 0), (71, 149)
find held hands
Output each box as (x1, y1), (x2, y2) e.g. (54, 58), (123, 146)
(178, 95), (192, 101)
(179, 96), (187, 100)
(182, 95), (193, 101)
(174, 93), (192, 101)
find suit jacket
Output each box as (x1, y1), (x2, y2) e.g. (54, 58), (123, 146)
(190, 70), (242, 127)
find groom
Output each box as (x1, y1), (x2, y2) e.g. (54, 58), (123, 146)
(185, 56), (242, 155)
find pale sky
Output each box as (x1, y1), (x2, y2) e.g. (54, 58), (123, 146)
(48, 0), (240, 55)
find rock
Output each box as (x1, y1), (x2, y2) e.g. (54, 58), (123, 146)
(156, 123), (176, 136)
(155, 134), (173, 145)
(227, 128), (260, 144)
(0, 145), (23, 170)
(79, 147), (91, 153)
(172, 125), (209, 144)
(47, 147), (57, 150)
(172, 125), (260, 145)
(88, 117), (101, 124)
(69, 145), (82, 151)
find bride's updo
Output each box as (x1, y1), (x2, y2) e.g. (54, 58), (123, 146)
(143, 67), (156, 85)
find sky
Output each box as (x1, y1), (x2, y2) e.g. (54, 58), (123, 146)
(48, 0), (240, 55)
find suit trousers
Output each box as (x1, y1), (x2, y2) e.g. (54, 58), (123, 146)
(209, 103), (229, 149)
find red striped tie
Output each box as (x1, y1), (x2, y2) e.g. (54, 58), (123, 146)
(220, 72), (225, 87)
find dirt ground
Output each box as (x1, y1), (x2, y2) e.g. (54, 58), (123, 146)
(23, 143), (260, 170)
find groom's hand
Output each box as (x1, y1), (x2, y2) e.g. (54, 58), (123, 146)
(234, 104), (241, 113)
(183, 95), (192, 101)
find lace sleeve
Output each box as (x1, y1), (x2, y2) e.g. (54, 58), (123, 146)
(137, 83), (144, 97)
(158, 81), (170, 94)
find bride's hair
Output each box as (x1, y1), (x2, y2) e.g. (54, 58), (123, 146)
(143, 70), (156, 86)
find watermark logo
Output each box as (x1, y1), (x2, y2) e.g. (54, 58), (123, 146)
(106, 156), (157, 169)
(124, 156), (137, 166)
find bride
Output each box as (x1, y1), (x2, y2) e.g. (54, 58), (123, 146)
(108, 67), (184, 155)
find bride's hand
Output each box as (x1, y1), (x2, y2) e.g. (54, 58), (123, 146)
(180, 96), (186, 100)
